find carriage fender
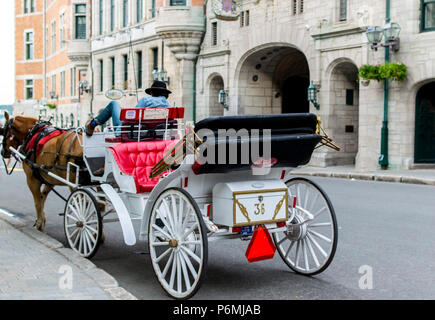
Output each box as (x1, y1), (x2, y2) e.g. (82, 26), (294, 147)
(100, 184), (136, 246)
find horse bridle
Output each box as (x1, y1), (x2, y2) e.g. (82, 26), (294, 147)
(1, 117), (21, 175)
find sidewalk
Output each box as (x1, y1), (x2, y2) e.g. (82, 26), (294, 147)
(0, 211), (136, 300)
(291, 165), (435, 186)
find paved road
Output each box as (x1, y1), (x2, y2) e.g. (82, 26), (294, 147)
(1, 167), (435, 299)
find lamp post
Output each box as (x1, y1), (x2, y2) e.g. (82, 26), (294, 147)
(365, 0), (401, 170)
(307, 81), (320, 110)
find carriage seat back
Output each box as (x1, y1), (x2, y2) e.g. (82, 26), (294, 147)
(105, 107), (185, 143)
(108, 140), (178, 193)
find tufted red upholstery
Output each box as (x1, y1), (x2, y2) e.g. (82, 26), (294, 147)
(108, 140), (178, 193)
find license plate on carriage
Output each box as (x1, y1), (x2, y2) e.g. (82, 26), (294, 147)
(213, 181), (289, 227)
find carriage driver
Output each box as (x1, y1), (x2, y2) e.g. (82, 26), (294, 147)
(85, 80), (172, 136)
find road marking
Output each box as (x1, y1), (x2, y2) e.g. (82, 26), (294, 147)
(0, 208), (15, 218)
(0, 166), (24, 172)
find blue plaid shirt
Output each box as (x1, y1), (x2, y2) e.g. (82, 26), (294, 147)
(136, 96), (170, 108)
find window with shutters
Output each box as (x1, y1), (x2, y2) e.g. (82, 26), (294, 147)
(123, 55), (129, 90)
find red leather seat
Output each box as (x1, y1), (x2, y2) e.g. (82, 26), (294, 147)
(108, 140), (178, 193)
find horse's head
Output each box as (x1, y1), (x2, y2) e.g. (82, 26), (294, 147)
(1, 112), (37, 158)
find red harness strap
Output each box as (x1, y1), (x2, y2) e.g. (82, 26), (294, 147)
(25, 127), (65, 157)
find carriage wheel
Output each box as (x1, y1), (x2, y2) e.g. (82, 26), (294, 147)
(273, 178), (338, 275)
(148, 188), (208, 299)
(64, 189), (102, 259)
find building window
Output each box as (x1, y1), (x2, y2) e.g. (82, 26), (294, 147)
(25, 80), (34, 100)
(51, 74), (57, 96)
(211, 22), (217, 46)
(123, 0), (129, 28)
(60, 13), (65, 48)
(75, 4), (87, 39)
(422, 0), (435, 31)
(339, 0), (347, 21)
(137, 0), (143, 22)
(152, 47), (158, 71)
(70, 67), (76, 96)
(60, 71), (65, 97)
(110, 57), (115, 88)
(151, 0), (156, 18)
(110, 0), (115, 31)
(24, 0), (35, 14)
(240, 10), (249, 27)
(292, 0), (297, 15)
(25, 31), (34, 60)
(99, 0), (104, 35)
(99, 60), (104, 92)
(123, 54), (129, 89)
(51, 20), (56, 54)
(170, 0), (186, 5)
(137, 51), (143, 89)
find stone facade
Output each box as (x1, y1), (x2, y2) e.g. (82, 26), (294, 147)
(14, 0), (435, 170)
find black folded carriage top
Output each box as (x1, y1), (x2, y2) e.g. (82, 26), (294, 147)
(193, 113), (321, 174)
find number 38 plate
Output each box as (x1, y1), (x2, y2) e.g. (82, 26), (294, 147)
(232, 189), (288, 227)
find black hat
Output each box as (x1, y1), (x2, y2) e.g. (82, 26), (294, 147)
(145, 80), (172, 95)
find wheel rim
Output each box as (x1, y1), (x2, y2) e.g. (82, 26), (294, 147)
(149, 189), (206, 299)
(273, 179), (337, 275)
(64, 190), (101, 258)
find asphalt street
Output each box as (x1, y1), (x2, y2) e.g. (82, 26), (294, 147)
(1, 167), (435, 300)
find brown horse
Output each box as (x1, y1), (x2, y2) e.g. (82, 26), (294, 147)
(1, 112), (84, 231)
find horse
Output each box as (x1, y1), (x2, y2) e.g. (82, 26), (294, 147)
(0, 112), (85, 232)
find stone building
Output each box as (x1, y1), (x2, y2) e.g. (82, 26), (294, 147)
(14, 0), (92, 127)
(14, 0), (435, 170)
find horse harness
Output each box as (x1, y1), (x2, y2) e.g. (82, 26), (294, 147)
(18, 120), (88, 188)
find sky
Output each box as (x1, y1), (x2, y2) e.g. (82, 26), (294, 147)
(0, 1), (15, 105)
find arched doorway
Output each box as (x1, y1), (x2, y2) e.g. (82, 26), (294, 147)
(329, 60), (359, 165)
(208, 75), (225, 117)
(415, 82), (435, 163)
(237, 45), (310, 115)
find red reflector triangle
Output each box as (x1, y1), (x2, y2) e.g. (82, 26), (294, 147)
(245, 225), (276, 263)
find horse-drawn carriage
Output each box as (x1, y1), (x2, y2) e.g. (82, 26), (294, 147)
(2, 107), (338, 299)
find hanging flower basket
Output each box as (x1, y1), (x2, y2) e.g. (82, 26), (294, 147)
(358, 62), (407, 84)
(45, 103), (57, 110)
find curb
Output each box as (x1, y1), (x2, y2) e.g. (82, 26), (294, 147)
(291, 170), (435, 186)
(0, 210), (137, 300)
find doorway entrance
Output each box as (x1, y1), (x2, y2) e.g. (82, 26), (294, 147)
(415, 82), (435, 163)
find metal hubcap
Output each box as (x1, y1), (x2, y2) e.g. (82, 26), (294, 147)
(285, 215), (307, 241)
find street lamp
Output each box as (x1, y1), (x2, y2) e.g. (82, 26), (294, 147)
(366, 0), (398, 169)
(152, 69), (170, 85)
(218, 89), (229, 110)
(307, 82), (320, 110)
(366, 22), (401, 51)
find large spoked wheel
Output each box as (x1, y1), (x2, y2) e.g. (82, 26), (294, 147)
(273, 177), (338, 275)
(148, 188), (208, 300)
(64, 189), (102, 259)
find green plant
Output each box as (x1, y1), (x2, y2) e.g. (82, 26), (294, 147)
(378, 62), (407, 82)
(358, 62), (408, 83)
(45, 103), (57, 110)
(358, 64), (382, 82)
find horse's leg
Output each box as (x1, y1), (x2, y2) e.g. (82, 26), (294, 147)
(26, 174), (45, 231)
(39, 185), (51, 230)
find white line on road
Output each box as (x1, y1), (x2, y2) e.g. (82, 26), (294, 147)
(0, 208), (15, 218)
